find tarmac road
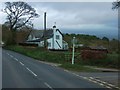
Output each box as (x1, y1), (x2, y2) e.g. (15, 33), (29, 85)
(2, 49), (115, 90)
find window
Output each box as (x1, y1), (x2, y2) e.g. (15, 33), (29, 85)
(56, 35), (60, 39)
(48, 42), (51, 47)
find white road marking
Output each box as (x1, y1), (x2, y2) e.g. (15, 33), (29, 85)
(14, 58), (18, 61)
(19, 62), (24, 66)
(82, 77), (88, 79)
(115, 87), (120, 89)
(5, 52), (119, 90)
(88, 79), (93, 82)
(89, 77), (94, 79)
(26, 67), (37, 77)
(74, 74), (79, 77)
(91, 80), (98, 84)
(100, 81), (107, 84)
(44, 82), (53, 89)
(64, 70), (70, 73)
(106, 86), (112, 89)
(107, 84), (115, 87)
(99, 83), (104, 86)
(89, 77), (120, 89)
(94, 79), (101, 82)
(90, 78), (119, 89)
(69, 72), (120, 90)
(10, 55), (13, 58)
(7, 53), (10, 55)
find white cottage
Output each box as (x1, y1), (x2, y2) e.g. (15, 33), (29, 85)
(26, 25), (68, 50)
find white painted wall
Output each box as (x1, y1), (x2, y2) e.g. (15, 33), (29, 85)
(47, 27), (63, 50)
(47, 38), (53, 49)
(53, 28), (63, 49)
(27, 26), (68, 50)
(38, 41), (44, 47)
(28, 35), (32, 40)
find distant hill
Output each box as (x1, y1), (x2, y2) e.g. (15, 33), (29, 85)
(63, 33), (112, 49)
(63, 33), (119, 53)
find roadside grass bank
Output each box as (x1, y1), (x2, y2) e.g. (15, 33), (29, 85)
(4, 45), (119, 71)
(60, 63), (98, 72)
(4, 45), (65, 63)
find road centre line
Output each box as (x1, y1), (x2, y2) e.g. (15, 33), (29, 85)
(10, 55), (13, 58)
(6, 52), (37, 77)
(44, 82), (53, 90)
(7, 53), (10, 55)
(5, 52), (52, 89)
(14, 58), (19, 61)
(64, 70), (70, 73)
(19, 62), (24, 66)
(26, 67), (37, 77)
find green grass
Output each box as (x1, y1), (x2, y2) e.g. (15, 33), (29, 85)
(5, 45), (65, 63)
(4, 45), (98, 72)
(77, 53), (119, 69)
(60, 62), (99, 72)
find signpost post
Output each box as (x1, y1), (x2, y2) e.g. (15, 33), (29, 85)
(72, 37), (75, 65)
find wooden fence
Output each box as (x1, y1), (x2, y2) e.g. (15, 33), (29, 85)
(65, 53), (81, 63)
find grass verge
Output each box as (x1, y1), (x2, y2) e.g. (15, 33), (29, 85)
(4, 45), (100, 72)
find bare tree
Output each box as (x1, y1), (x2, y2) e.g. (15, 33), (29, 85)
(3, 1), (39, 31)
(112, 0), (120, 9)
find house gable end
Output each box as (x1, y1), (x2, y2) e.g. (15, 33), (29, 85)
(56, 29), (63, 37)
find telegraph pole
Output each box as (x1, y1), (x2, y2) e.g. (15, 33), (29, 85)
(44, 12), (47, 48)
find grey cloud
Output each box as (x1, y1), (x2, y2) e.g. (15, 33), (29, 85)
(31, 2), (117, 28)
(1, 2), (117, 39)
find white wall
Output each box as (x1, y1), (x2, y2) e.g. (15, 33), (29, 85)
(28, 35), (39, 41)
(47, 38), (53, 49)
(38, 41), (44, 47)
(27, 27), (66, 50)
(53, 28), (63, 49)
(28, 35), (32, 40)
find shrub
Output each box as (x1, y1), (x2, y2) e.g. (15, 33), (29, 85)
(81, 50), (107, 60)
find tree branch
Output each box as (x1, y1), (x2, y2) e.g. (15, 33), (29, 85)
(4, 1), (39, 30)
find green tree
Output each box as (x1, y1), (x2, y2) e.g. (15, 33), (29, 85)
(3, 1), (39, 44)
(3, 1), (39, 30)
(112, 0), (120, 9)
(102, 37), (109, 41)
(109, 39), (119, 53)
(2, 24), (13, 45)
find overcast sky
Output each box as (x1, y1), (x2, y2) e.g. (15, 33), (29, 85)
(0, 1), (118, 39)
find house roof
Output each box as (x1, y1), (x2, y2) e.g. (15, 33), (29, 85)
(30, 30), (44, 38)
(27, 26), (64, 42)
(43, 29), (53, 38)
(30, 29), (53, 37)
(27, 29), (53, 42)
(56, 29), (64, 37)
